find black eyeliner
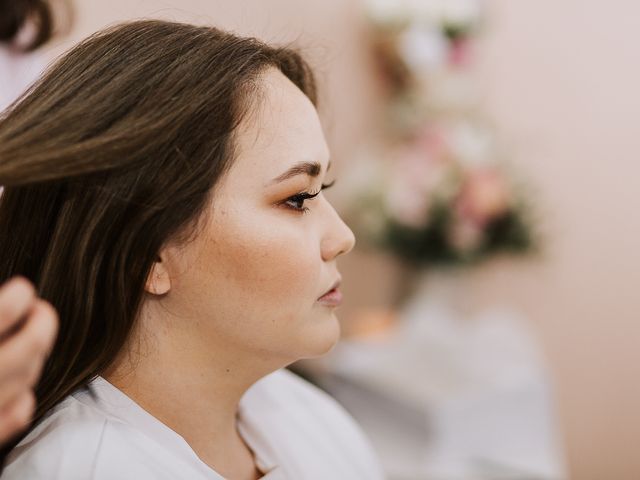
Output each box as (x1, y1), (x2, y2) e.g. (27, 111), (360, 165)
(283, 179), (337, 213)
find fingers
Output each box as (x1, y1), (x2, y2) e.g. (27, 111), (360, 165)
(0, 391), (35, 444)
(0, 279), (59, 445)
(0, 299), (58, 385)
(0, 277), (36, 338)
(0, 356), (42, 408)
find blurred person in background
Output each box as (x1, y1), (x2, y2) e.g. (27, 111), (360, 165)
(0, 20), (383, 479)
(0, 0), (55, 110)
(0, 0), (61, 449)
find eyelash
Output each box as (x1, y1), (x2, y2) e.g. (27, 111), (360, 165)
(282, 180), (336, 214)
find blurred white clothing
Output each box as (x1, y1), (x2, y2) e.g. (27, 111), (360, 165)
(2, 369), (384, 479)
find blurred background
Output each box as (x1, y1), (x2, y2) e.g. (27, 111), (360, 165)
(21, 0), (640, 478)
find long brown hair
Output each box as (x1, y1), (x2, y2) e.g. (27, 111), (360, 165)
(0, 19), (317, 463)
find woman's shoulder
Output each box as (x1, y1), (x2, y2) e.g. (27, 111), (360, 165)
(246, 367), (363, 424)
(2, 394), (110, 479)
(247, 367), (343, 404)
(243, 368), (353, 423)
(1, 389), (170, 480)
(240, 368), (385, 479)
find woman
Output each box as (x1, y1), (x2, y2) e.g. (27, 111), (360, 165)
(0, 20), (384, 479)
(0, 0), (61, 447)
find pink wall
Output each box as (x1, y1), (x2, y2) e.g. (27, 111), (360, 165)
(44, 1), (640, 477)
(469, 1), (640, 478)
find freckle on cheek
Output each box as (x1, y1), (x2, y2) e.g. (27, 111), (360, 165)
(205, 218), (314, 305)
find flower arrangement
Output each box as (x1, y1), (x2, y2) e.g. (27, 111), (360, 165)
(348, 0), (536, 266)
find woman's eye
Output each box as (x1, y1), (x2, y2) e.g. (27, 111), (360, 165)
(282, 180), (336, 214)
(284, 193), (314, 213)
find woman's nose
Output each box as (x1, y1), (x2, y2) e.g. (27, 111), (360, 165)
(321, 204), (356, 262)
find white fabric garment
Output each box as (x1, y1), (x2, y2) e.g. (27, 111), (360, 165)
(0, 43), (45, 199)
(1, 368), (385, 479)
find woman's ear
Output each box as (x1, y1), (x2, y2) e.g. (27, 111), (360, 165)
(145, 255), (171, 296)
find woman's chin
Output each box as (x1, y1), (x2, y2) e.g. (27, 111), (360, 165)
(296, 311), (341, 359)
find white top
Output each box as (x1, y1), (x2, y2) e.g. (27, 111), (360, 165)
(0, 46), (45, 112)
(0, 44), (45, 198)
(1, 369), (385, 479)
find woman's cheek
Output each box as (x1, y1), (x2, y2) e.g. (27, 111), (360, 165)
(208, 210), (319, 307)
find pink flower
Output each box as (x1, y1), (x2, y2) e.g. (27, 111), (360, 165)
(415, 125), (449, 162)
(448, 37), (472, 66)
(385, 146), (432, 229)
(456, 168), (511, 225)
(384, 132), (451, 228)
(385, 178), (431, 229)
(448, 215), (485, 254)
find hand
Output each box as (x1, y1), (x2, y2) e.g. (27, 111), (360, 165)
(0, 278), (58, 445)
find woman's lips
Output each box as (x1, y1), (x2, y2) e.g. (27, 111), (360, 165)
(317, 287), (343, 307)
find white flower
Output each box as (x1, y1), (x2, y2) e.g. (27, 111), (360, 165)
(403, 0), (448, 22)
(449, 120), (494, 168)
(366, 0), (410, 23)
(441, 0), (482, 26)
(399, 23), (448, 73)
(367, 0), (482, 26)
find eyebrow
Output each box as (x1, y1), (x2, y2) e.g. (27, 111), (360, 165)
(269, 160), (332, 185)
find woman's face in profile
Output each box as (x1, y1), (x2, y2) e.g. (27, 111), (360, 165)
(151, 68), (356, 365)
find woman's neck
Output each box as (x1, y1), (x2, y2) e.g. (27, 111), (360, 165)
(102, 307), (286, 478)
